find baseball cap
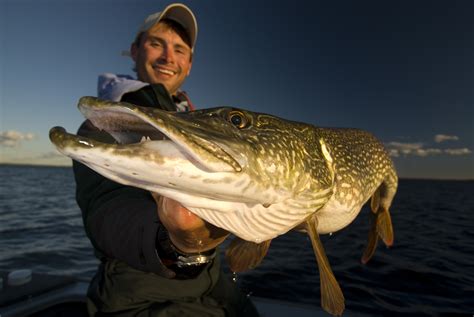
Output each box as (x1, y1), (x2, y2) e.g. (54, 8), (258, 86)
(122, 3), (197, 56)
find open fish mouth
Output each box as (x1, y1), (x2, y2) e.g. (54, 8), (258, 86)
(49, 96), (242, 174)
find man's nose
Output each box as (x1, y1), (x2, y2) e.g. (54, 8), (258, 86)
(160, 46), (175, 63)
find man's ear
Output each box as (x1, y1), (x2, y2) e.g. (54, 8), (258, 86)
(130, 43), (138, 62)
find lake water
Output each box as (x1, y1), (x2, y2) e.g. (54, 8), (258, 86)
(0, 164), (473, 316)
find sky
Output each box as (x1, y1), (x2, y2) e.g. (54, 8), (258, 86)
(0, 0), (473, 180)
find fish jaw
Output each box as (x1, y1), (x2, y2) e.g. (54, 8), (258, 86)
(49, 126), (257, 203)
(77, 96), (243, 173)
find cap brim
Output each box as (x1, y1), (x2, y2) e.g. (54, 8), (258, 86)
(123, 4), (198, 57)
(160, 3), (197, 50)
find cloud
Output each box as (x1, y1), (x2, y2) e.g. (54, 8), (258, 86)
(444, 148), (472, 155)
(388, 149), (401, 157)
(386, 140), (471, 157)
(434, 134), (459, 143)
(0, 130), (36, 147)
(387, 142), (443, 157)
(387, 142), (423, 151)
(0, 150), (71, 166)
(386, 142), (423, 157)
(36, 151), (65, 159)
(414, 148), (443, 157)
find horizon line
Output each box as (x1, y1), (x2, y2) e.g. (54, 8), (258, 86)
(0, 162), (472, 182)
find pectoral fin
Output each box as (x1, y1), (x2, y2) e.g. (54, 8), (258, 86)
(306, 214), (345, 316)
(225, 238), (271, 272)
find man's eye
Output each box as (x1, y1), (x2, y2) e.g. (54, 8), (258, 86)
(151, 41), (162, 47)
(175, 47), (190, 56)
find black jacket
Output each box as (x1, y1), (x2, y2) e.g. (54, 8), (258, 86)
(73, 84), (190, 278)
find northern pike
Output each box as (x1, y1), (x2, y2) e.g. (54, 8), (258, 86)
(49, 96), (398, 316)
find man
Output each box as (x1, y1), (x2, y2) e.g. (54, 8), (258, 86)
(73, 3), (259, 316)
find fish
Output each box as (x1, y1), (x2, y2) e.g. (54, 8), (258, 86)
(49, 96), (398, 316)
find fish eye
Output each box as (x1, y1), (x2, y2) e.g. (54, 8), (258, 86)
(228, 111), (248, 129)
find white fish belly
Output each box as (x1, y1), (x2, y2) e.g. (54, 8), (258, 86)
(189, 202), (314, 243)
(315, 197), (364, 234)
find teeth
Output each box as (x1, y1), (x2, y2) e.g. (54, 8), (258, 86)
(158, 68), (174, 75)
(140, 136), (152, 143)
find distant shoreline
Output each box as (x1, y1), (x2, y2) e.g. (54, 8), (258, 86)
(1, 163), (472, 181)
(0, 163), (71, 169)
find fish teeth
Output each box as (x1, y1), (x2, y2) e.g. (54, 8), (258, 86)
(140, 136), (152, 143)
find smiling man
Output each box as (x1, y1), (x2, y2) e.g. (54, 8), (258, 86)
(131, 15), (193, 94)
(73, 3), (259, 316)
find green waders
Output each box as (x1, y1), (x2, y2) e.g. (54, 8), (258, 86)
(86, 256), (259, 317)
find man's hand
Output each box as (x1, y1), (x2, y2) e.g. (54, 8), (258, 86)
(151, 193), (229, 254)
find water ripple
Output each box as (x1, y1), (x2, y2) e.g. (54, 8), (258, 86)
(1, 165), (473, 315)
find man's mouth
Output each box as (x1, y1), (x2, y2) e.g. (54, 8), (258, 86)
(154, 66), (176, 76)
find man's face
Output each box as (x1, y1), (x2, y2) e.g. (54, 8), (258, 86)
(131, 22), (193, 95)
